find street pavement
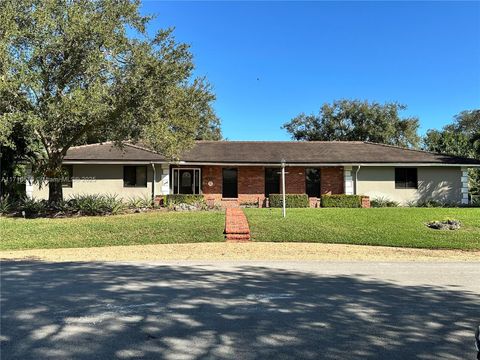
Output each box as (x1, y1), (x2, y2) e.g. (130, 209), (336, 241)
(1, 260), (479, 359)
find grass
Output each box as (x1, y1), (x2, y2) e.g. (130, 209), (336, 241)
(244, 208), (480, 250)
(2, 208), (480, 251)
(0, 211), (225, 250)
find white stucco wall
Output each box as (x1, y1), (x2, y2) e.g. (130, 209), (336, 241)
(355, 166), (463, 205)
(31, 164), (168, 200)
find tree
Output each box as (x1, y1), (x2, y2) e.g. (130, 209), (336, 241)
(283, 99), (420, 148)
(0, 0), (219, 204)
(424, 110), (480, 194)
(0, 121), (39, 199)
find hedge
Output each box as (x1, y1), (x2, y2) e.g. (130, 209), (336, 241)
(321, 194), (362, 208)
(269, 194), (309, 208)
(164, 194), (205, 206)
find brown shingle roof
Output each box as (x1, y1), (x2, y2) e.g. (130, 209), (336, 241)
(64, 141), (480, 165)
(64, 142), (165, 162)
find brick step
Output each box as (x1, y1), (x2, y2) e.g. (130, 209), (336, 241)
(224, 208), (251, 242)
(224, 227), (250, 234)
(226, 234), (251, 241)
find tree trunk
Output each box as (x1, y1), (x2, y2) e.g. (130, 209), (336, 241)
(48, 178), (63, 205)
(47, 156), (64, 205)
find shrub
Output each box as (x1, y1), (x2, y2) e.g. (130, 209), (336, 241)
(19, 197), (48, 216)
(370, 196), (399, 208)
(164, 194), (205, 206)
(101, 194), (126, 215)
(269, 194), (309, 208)
(0, 196), (13, 215)
(470, 195), (480, 207)
(240, 200), (259, 208)
(321, 194), (362, 208)
(127, 195), (153, 209)
(69, 194), (104, 215)
(68, 194), (125, 216)
(49, 199), (73, 214)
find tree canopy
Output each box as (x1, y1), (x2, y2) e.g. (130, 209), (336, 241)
(424, 109), (480, 194)
(0, 0), (220, 203)
(282, 99), (420, 148)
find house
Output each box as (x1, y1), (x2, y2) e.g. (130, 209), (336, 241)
(27, 141), (480, 206)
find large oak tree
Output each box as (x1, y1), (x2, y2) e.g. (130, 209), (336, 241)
(424, 110), (480, 194)
(0, 0), (220, 203)
(283, 99), (420, 148)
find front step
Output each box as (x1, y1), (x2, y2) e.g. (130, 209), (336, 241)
(224, 208), (251, 242)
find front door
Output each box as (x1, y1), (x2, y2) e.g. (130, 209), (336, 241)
(265, 168), (280, 196)
(222, 168), (238, 198)
(306, 168), (321, 197)
(179, 170), (194, 194)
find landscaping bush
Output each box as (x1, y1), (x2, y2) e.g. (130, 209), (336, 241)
(19, 197), (48, 216)
(370, 196), (399, 208)
(101, 194), (126, 215)
(164, 194), (205, 206)
(69, 194), (125, 216)
(321, 194), (362, 208)
(0, 196), (13, 215)
(470, 195), (480, 207)
(240, 200), (259, 208)
(127, 195), (153, 209)
(269, 194), (309, 208)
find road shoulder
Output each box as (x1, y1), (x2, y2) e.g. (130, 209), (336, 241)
(1, 242), (479, 262)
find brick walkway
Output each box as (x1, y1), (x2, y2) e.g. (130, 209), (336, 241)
(224, 208), (251, 242)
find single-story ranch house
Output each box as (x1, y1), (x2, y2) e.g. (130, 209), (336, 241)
(27, 141), (480, 206)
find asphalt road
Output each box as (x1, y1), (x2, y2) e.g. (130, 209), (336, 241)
(1, 260), (479, 359)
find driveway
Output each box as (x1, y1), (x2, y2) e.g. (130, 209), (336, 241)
(1, 261), (479, 359)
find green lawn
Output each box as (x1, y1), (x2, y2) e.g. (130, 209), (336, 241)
(2, 208), (480, 251)
(0, 211), (225, 250)
(244, 208), (480, 250)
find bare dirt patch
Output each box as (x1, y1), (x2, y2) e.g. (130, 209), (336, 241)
(1, 243), (479, 262)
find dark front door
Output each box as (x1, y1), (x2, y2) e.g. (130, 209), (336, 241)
(179, 170), (194, 194)
(306, 168), (321, 197)
(222, 168), (238, 198)
(265, 168), (280, 197)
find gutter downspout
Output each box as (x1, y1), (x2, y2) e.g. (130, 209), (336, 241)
(354, 165), (361, 195)
(151, 163), (156, 205)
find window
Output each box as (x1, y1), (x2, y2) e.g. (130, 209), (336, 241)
(265, 168), (280, 197)
(172, 168), (201, 194)
(123, 166), (147, 187)
(61, 165), (73, 188)
(305, 168), (321, 197)
(222, 168), (238, 198)
(395, 168), (418, 189)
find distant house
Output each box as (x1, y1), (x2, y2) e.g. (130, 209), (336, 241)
(27, 141), (480, 206)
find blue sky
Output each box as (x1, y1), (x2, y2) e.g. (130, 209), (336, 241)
(140, 1), (480, 140)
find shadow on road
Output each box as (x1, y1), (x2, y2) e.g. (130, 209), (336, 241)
(1, 260), (478, 359)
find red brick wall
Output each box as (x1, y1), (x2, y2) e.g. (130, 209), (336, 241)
(321, 167), (344, 195)
(202, 165), (222, 196)
(285, 167), (306, 193)
(173, 165), (345, 207)
(200, 165), (266, 206)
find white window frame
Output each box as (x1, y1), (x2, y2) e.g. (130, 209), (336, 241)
(172, 168), (202, 195)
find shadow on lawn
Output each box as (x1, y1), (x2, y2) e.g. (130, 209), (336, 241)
(1, 261), (478, 359)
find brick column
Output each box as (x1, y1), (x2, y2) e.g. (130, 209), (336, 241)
(344, 166), (354, 195)
(461, 167), (469, 205)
